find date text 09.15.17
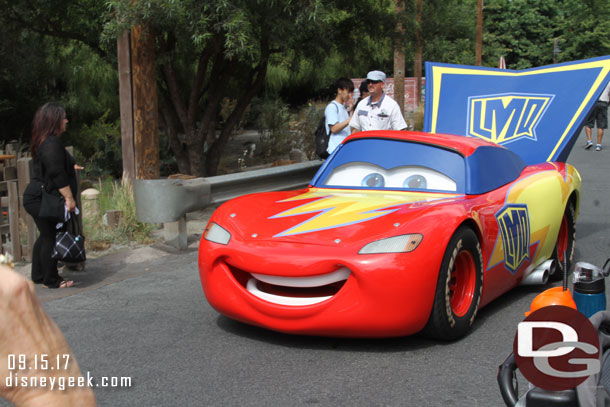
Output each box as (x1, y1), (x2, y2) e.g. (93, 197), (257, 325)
(7, 354), (70, 371)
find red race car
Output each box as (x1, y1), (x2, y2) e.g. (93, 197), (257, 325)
(198, 131), (580, 339)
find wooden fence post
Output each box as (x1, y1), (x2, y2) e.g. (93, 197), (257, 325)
(7, 181), (20, 260)
(5, 143), (17, 167)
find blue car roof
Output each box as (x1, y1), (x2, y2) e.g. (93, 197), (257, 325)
(312, 137), (525, 195)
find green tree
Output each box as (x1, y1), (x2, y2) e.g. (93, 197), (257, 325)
(558, 0), (610, 61)
(106, 0), (395, 176)
(483, 0), (565, 69)
(421, 0), (478, 68)
(0, 28), (54, 143)
(0, 0), (109, 57)
(0, 0), (118, 149)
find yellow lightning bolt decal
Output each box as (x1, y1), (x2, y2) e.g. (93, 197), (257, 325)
(271, 188), (462, 237)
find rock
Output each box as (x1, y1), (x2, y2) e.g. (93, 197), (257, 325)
(289, 148), (308, 162)
(81, 188), (100, 219)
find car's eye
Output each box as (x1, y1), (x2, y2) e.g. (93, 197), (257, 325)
(361, 173), (385, 188)
(403, 175), (427, 189)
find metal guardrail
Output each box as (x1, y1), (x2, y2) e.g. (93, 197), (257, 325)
(134, 160), (322, 247)
(134, 177), (211, 224)
(206, 160), (323, 205)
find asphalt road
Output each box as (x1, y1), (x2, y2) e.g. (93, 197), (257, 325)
(3, 131), (610, 407)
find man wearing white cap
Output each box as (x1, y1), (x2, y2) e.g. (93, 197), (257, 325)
(349, 70), (407, 132)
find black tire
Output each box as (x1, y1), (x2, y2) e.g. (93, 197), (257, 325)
(422, 227), (484, 341)
(549, 203), (576, 282)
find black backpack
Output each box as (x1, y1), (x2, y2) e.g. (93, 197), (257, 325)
(314, 116), (330, 159)
(314, 102), (340, 159)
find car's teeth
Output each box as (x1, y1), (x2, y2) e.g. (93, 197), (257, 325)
(246, 279), (331, 306)
(246, 267), (351, 306)
(251, 267), (350, 288)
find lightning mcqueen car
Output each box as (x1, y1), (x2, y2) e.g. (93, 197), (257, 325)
(198, 131), (580, 340)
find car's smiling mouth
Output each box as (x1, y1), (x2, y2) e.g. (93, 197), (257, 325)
(242, 267), (351, 306)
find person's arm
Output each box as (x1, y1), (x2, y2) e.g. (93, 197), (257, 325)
(58, 186), (76, 212)
(329, 108), (354, 134)
(0, 265), (96, 406)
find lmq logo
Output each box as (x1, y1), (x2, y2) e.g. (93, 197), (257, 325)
(468, 93), (553, 144)
(496, 204), (530, 273)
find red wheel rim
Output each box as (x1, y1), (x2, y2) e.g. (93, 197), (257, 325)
(449, 250), (476, 317)
(557, 214), (569, 263)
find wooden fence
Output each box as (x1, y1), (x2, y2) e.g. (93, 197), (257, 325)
(0, 143), (35, 261)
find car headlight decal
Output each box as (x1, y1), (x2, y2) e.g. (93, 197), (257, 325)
(204, 222), (231, 245)
(358, 234), (423, 254)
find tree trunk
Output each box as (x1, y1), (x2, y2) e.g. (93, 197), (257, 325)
(186, 131), (206, 176)
(414, 0), (423, 105)
(393, 0), (406, 116)
(159, 32), (269, 177)
(476, 0), (483, 66)
(159, 98), (191, 174)
(131, 24), (159, 180)
(159, 36), (218, 176)
(117, 30), (135, 186)
(205, 38), (270, 176)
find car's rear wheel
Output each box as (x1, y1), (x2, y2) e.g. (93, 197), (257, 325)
(550, 203), (576, 281)
(422, 227), (483, 341)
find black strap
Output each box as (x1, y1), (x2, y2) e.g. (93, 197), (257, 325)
(64, 213), (83, 236)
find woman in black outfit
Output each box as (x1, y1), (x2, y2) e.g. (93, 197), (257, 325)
(23, 102), (81, 288)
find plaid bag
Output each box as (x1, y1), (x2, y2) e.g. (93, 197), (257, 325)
(52, 214), (86, 263)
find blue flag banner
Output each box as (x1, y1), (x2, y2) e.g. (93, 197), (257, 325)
(423, 57), (610, 164)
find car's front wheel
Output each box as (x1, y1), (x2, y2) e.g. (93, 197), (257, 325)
(423, 227), (484, 341)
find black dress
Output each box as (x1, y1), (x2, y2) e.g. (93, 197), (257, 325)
(23, 135), (78, 287)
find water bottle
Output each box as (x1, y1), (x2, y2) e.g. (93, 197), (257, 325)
(572, 262), (606, 318)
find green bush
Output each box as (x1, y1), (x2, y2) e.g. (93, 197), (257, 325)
(254, 97), (326, 162)
(255, 98), (292, 160)
(291, 101), (326, 160)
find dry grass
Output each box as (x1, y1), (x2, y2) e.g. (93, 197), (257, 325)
(83, 179), (155, 250)
(412, 102), (425, 131)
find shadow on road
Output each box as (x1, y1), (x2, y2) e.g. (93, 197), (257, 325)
(214, 284), (547, 352)
(215, 315), (441, 352)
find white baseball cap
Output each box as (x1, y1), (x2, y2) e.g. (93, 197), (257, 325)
(366, 70), (387, 82)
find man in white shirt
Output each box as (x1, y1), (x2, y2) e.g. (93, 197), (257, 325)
(325, 78), (354, 155)
(349, 70), (407, 132)
(584, 80), (610, 151)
